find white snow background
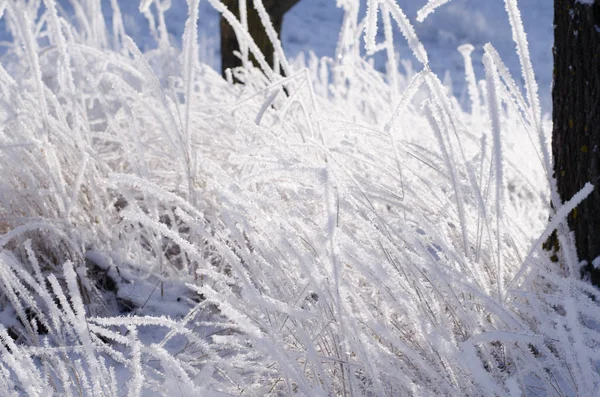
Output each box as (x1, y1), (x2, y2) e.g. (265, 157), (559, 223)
(0, 0), (552, 109)
(0, 0), (598, 396)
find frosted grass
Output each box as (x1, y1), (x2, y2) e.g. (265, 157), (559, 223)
(0, 0), (597, 396)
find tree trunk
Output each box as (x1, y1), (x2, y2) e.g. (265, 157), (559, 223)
(220, 0), (300, 76)
(553, 0), (600, 284)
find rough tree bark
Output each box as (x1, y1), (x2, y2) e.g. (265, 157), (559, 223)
(220, 0), (301, 76)
(553, 0), (600, 285)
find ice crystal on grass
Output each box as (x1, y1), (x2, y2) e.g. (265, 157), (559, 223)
(0, 0), (597, 396)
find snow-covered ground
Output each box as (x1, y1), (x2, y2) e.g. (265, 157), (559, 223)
(283, 0), (553, 111)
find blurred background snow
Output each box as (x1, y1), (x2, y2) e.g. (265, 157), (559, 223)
(283, 0), (553, 112)
(0, 0), (552, 110)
